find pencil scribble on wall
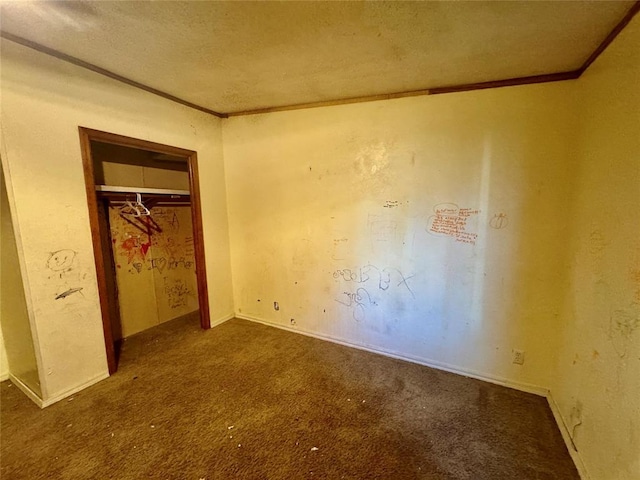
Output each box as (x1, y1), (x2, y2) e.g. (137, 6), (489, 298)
(55, 287), (83, 300)
(149, 257), (168, 273)
(46, 249), (88, 303)
(335, 288), (377, 322)
(368, 214), (398, 243)
(164, 278), (195, 309)
(331, 238), (349, 261)
(332, 264), (415, 324)
(609, 304), (640, 358)
(46, 249), (77, 277)
(152, 208), (180, 232)
(489, 213), (509, 229)
(184, 236), (195, 257)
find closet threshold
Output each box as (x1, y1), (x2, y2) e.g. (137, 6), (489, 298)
(95, 185), (190, 196)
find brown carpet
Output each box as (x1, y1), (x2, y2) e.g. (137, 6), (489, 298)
(1, 315), (579, 479)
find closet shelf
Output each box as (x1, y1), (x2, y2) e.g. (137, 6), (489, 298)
(95, 185), (190, 196)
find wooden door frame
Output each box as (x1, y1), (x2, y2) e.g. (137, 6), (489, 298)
(79, 127), (211, 374)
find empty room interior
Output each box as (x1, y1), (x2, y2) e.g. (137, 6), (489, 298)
(0, 1), (639, 479)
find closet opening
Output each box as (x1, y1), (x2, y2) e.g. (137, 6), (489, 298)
(79, 128), (211, 374)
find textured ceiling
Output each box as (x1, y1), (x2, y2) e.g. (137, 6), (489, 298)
(0, 1), (635, 114)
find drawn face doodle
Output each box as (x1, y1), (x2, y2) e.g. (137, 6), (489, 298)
(47, 249), (76, 272)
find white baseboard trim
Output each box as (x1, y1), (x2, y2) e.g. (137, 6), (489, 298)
(235, 313), (549, 397)
(547, 392), (591, 480)
(40, 371), (110, 408)
(0, 371), (9, 382)
(9, 373), (44, 408)
(210, 312), (235, 328)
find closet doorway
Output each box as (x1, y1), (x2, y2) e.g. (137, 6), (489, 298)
(79, 128), (210, 374)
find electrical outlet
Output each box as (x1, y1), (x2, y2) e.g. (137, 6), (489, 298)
(512, 350), (525, 365)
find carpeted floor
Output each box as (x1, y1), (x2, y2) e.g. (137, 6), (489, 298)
(1, 315), (579, 479)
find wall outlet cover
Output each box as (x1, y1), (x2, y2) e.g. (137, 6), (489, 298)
(512, 349), (525, 365)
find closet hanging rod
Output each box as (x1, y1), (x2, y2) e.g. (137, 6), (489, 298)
(95, 185), (190, 196)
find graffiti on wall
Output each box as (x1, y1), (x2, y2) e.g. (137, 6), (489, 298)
(164, 278), (196, 310)
(106, 205), (199, 333)
(489, 213), (509, 230)
(426, 203), (479, 245)
(109, 207), (196, 277)
(46, 249), (76, 276)
(332, 264), (415, 323)
(45, 249), (87, 302)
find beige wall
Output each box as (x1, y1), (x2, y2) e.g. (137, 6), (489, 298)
(0, 39), (234, 404)
(0, 188), (8, 381)
(0, 325), (9, 381)
(109, 205), (199, 338)
(223, 81), (578, 392)
(552, 16), (640, 480)
(1, 167), (41, 395)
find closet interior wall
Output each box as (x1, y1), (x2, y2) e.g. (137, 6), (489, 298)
(91, 142), (199, 341)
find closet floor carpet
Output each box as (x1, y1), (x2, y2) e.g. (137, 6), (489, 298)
(1, 315), (579, 479)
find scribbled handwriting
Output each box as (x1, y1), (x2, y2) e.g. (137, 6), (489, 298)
(333, 265), (415, 297)
(427, 203), (479, 245)
(332, 264), (414, 321)
(335, 288), (376, 322)
(164, 278), (195, 309)
(168, 257), (194, 270)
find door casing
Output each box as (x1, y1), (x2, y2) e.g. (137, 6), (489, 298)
(79, 127), (211, 374)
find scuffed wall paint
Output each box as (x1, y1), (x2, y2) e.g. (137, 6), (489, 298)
(223, 81), (578, 392)
(0, 39), (233, 403)
(553, 16), (640, 480)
